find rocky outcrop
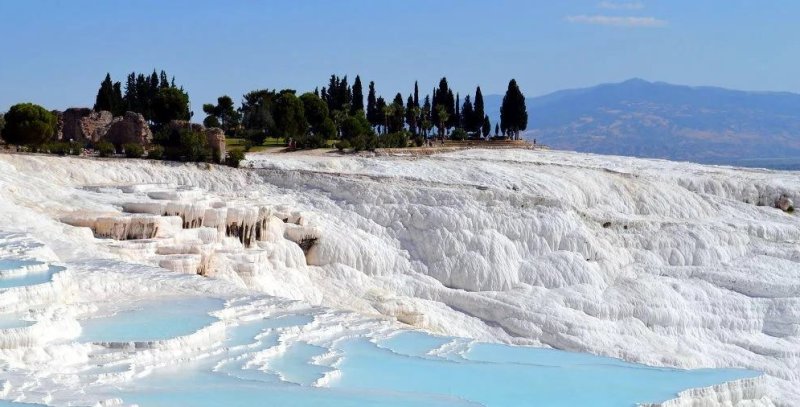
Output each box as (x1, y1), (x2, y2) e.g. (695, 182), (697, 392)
(204, 127), (226, 162)
(60, 108), (113, 141)
(105, 112), (153, 147)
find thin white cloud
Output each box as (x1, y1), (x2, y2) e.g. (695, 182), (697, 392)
(565, 14), (667, 27)
(598, 1), (645, 10)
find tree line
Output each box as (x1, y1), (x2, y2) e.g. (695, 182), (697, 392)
(94, 70), (190, 126)
(202, 74), (528, 151)
(1, 71), (528, 163)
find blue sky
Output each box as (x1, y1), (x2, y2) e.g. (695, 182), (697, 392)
(1, 0), (799, 112)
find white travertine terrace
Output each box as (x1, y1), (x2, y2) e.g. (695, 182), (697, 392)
(0, 150), (796, 405)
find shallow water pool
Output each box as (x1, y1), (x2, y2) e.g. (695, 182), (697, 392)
(0, 265), (60, 290)
(78, 297), (223, 343)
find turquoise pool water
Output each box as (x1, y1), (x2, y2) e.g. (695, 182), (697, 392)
(110, 315), (758, 407)
(0, 264), (59, 290)
(78, 297), (223, 342)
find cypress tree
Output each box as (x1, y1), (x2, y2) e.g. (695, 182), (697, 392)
(474, 86), (485, 131)
(366, 81), (378, 127)
(406, 95), (417, 134)
(375, 96), (387, 133)
(159, 71), (169, 89)
(422, 95), (431, 136)
(430, 88), (439, 129)
(494, 123), (499, 137)
(94, 73), (117, 113)
(455, 93), (461, 129)
(390, 93), (405, 133)
(461, 95), (475, 133)
(446, 89), (456, 129)
(413, 81), (419, 108)
(482, 115), (491, 138)
(351, 75), (364, 114)
(500, 79), (528, 140)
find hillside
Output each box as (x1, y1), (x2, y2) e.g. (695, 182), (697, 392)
(485, 79), (800, 167)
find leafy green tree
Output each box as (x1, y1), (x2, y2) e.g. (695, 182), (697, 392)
(202, 95), (241, 134)
(435, 105), (449, 138)
(203, 115), (221, 128)
(351, 75), (364, 114)
(179, 129), (211, 161)
(1, 103), (57, 145)
(240, 89), (276, 136)
(500, 79), (528, 140)
(272, 90), (307, 141)
(152, 87), (190, 126)
(299, 92), (335, 147)
(340, 112), (373, 141)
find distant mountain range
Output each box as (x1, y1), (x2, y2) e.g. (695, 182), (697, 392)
(485, 79), (800, 168)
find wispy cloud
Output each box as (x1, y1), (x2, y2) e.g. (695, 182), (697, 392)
(565, 14), (667, 28)
(598, 1), (645, 10)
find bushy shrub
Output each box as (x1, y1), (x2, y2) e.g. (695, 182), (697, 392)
(351, 133), (378, 152)
(413, 135), (425, 147)
(147, 145), (164, 160)
(123, 143), (144, 158)
(179, 129), (211, 162)
(336, 139), (350, 151)
(450, 128), (467, 141)
(42, 142), (75, 156)
(96, 141), (115, 157)
(379, 131), (410, 148)
(225, 150), (245, 168)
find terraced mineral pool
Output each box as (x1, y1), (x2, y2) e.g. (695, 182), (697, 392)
(78, 297), (223, 342)
(0, 264), (60, 290)
(108, 317), (759, 407)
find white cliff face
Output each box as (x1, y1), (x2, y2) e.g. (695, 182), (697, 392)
(0, 150), (796, 405)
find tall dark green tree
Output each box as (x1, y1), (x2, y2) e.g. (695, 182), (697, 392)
(366, 81), (378, 128)
(482, 115), (491, 138)
(389, 93), (405, 133)
(375, 96), (387, 134)
(152, 87), (190, 126)
(455, 93), (461, 128)
(300, 92), (335, 139)
(405, 95), (418, 135)
(240, 90), (276, 130)
(461, 95), (476, 133)
(351, 75), (364, 114)
(272, 90), (307, 141)
(413, 81), (419, 108)
(500, 79), (528, 140)
(474, 86), (485, 131)
(94, 73), (124, 115)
